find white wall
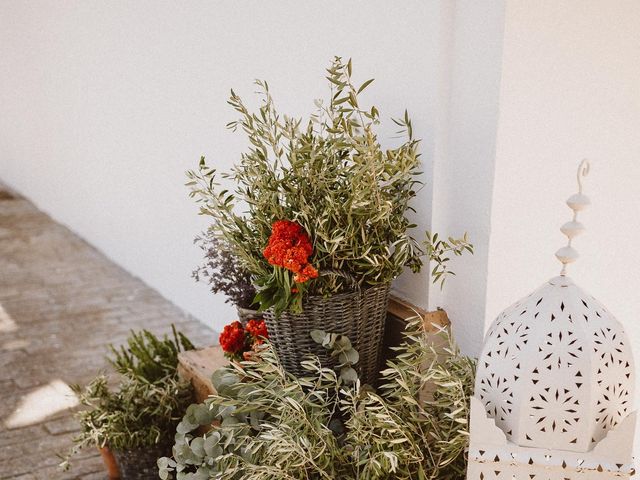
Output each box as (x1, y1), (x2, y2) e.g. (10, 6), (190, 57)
(427, 0), (505, 355)
(486, 0), (640, 457)
(0, 1), (455, 334)
(487, 0), (640, 332)
(2, 0), (637, 376)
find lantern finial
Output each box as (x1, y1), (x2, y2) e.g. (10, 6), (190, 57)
(556, 159), (591, 275)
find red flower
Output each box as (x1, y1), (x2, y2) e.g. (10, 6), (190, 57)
(263, 220), (318, 283)
(219, 321), (246, 354)
(245, 319), (268, 340)
(293, 264), (319, 283)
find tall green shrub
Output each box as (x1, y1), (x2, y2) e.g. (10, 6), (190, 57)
(187, 57), (471, 310)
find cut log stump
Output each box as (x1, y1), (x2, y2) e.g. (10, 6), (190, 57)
(177, 345), (227, 403)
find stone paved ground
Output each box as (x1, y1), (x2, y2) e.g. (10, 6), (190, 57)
(0, 183), (214, 479)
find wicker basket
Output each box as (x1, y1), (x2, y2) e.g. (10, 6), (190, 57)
(263, 277), (390, 386)
(236, 306), (263, 324)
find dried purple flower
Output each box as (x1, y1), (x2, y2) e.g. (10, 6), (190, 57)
(193, 230), (256, 308)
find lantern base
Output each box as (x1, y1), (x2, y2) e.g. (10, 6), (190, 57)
(467, 396), (636, 479)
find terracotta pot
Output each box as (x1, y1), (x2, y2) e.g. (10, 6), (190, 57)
(98, 446), (120, 479)
(112, 443), (171, 479)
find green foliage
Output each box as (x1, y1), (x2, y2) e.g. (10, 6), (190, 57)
(60, 327), (195, 470)
(425, 232), (474, 289)
(110, 325), (194, 382)
(187, 57), (471, 310)
(348, 323), (476, 479)
(158, 319), (476, 480)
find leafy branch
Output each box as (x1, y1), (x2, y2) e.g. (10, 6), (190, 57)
(425, 232), (474, 289)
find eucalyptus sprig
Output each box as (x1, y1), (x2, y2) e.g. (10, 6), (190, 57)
(310, 329), (359, 384)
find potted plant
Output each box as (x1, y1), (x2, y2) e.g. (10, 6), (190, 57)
(193, 230), (261, 323)
(61, 326), (195, 479)
(187, 57), (471, 384)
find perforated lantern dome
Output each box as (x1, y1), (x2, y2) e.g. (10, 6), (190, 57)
(475, 274), (634, 452)
(467, 161), (637, 480)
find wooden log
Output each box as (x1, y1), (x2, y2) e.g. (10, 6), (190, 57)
(383, 295), (449, 364)
(177, 346), (227, 403)
(387, 295), (450, 331)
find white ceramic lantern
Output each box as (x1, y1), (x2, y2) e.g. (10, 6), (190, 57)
(467, 161), (636, 480)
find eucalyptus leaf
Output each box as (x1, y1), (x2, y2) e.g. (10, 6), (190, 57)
(339, 366), (358, 384)
(310, 329), (327, 344)
(189, 437), (206, 458)
(211, 368), (240, 397)
(338, 349), (359, 365)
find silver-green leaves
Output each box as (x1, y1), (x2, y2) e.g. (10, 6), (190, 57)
(310, 330), (359, 384)
(158, 321), (475, 480)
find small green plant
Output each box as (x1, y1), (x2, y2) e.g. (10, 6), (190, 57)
(158, 319), (475, 480)
(60, 326), (195, 469)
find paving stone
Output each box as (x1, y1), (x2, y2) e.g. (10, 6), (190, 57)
(44, 416), (81, 436)
(0, 183), (214, 478)
(79, 472), (108, 480)
(0, 424), (46, 448)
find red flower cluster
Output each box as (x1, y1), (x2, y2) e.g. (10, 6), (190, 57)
(219, 319), (269, 359)
(245, 318), (268, 343)
(263, 220), (319, 283)
(219, 321), (246, 355)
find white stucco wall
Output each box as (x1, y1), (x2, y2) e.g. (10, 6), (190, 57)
(487, 0), (640, 364)
(427, 0), (505, 355)
(1, 0), (637, 369)
(0, 1), (454, 334)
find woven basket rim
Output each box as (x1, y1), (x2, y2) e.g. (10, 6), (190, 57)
(266, 282), (389, 313)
